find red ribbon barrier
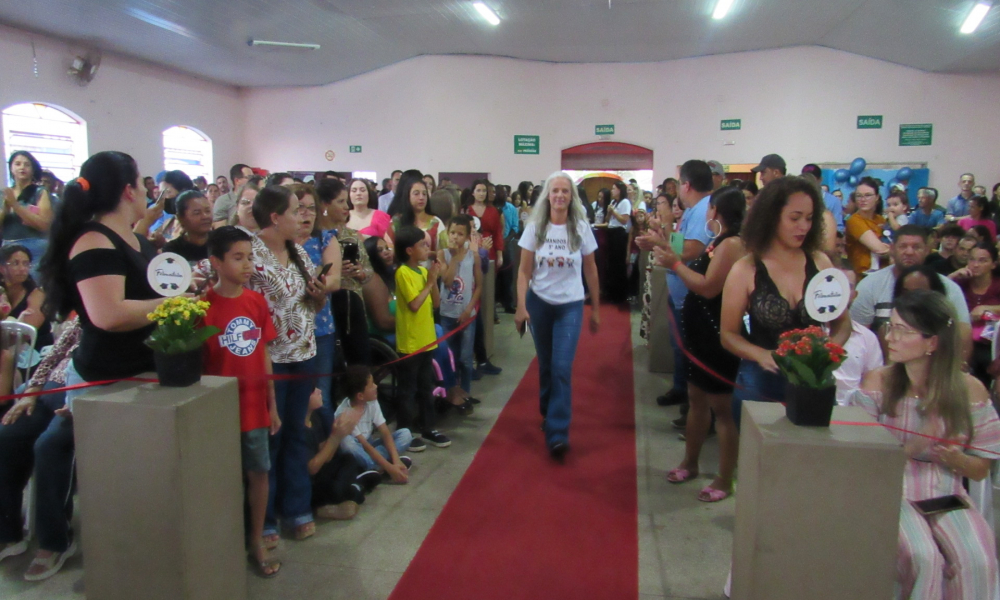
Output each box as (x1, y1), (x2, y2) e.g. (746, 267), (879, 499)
(0, 312), (477, 404)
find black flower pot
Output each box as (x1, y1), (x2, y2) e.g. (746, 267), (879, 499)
(154, 347), (203, 387)
(784, 383), (836, 427)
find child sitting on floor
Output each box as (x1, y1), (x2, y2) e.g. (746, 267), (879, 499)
(335, 365), (413, 484)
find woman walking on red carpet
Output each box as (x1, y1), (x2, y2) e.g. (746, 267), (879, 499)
(515, 172), (601, 459)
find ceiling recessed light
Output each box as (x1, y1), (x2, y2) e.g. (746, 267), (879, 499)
(474, 2), (501, 26)
(713, 0), (735, 20)
(961, 1), (992, 34)
(249, 39), (321, 50)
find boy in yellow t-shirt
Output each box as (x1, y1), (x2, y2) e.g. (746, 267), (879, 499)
(394, 226), (450, 452)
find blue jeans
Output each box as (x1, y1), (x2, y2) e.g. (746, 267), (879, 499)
(526, 290), (583, 446)
(340, 428), (412, 471)
(266, 356), (317, 534)
(441, 315), (475, 393)
(731, 359), (788, 430)
(667, 298), (688, 393)
(314, 333), (337, 413)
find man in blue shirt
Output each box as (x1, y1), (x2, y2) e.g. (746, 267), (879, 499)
(947, 173), (975, 217)
(801, 163), (844, 233)
(659, 160), (714, 408)
(909, 187), (946, 229)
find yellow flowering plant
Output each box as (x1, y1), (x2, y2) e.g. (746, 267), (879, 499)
(145, 297), (219, 354)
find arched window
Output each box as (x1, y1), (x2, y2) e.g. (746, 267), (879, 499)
(2, 102), (88, 184)
(163, 126), (213, 183)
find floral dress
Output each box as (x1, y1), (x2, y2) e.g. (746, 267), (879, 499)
(247, 235), (317, 364)
(849, 389), (1000, 600)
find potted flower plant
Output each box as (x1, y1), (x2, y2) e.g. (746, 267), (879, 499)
(773, 326), (847, 427)
(146, 297), (218, 387)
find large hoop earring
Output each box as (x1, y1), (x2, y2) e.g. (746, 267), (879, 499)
(704, 219), (722, 240)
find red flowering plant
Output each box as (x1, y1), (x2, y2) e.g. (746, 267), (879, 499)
(772, 326), (847, 389)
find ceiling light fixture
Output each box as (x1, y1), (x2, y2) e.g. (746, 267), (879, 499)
(474, 2), (501, 26)
(960, 1), (992, 34)
(248, 39), (321, 50)
(712, 0), (735, 20)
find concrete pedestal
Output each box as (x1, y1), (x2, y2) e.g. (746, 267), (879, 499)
(646, 266), (674, 374)
(74, 375), (246, 600)
(731, 402), (904, 600)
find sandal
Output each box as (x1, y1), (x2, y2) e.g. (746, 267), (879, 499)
(293, 521), (315, 541)
(24, 541), (77, 582)
(247, 545), (281, 579)
(697, 486), (732, 503)
(262, 533), (280, 550)
(666, 467), (699, 484)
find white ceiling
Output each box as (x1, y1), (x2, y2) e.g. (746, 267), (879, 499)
(3, 0), (1000, 88)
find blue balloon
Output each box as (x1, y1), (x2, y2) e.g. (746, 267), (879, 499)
(848, 174), (860, 187)
(897, 167), (912, 182)
(849, 157), (867, 176)
(834, 169), (850, 183)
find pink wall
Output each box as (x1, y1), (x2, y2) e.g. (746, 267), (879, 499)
(244, 47), (1000, 192)
(1, 24), (243, 181)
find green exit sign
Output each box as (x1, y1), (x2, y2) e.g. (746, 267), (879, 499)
(857, 115), (883, 129)
(595, 124), (615, 136)
(514, 135), (539, 155)
(720, 119), (741, 131)
(349, 145), (362, 153)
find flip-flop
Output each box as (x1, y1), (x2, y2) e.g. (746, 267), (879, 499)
(666, 468), (699, 484)
(0, 540), (27, 563)
(697, 486), (732, 503)
(262, 533), (280, 550)
(293, 522), (315, 541)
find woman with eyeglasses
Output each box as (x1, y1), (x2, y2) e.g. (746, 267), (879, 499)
(845, 177), (891, 276)
(229, 182), (261, 232)
(849, 290), (1000, 600)
(0, 244), (52, 350)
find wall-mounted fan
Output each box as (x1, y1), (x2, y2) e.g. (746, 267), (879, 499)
(68, 48), (102, 86)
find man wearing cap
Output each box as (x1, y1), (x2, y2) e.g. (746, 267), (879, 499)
(707, 160), (725, 191)
(801, 163), (844, 233)
(751, 154), (786, 187)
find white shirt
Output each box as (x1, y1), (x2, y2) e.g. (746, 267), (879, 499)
(850, 265), (971, 329)
(377, 192), (393, 214)
(334, 398), (386, 440)
(834, 321), (884, 406)
(519, 220), (598, 305)
(608, 199), (632, 231)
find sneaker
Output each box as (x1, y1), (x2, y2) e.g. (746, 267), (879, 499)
(356, 470), (382, 494)
(672, 416), (687, 430)
(409, 437), (426, 452)
(480, 362), (502, 375)
(422, 430), (452, 448)
(24, 540), (77, 582)
(657, 389), (687, 407)
(0, 540), (27, 563)
(399, 456), (413, 469)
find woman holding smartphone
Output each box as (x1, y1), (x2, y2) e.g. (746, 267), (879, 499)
(850, 290), (1000, 599)
(250, 185), (328, 544)
(315, 179), (373, 365)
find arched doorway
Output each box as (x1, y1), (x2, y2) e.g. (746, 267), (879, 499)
(561, 141), (654, 204)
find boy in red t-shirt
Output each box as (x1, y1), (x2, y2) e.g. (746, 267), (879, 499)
(202, 226), (280, 578)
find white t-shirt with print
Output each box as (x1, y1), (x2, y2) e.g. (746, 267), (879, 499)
(608, 199), (632, 230)
(519, 220), (598, 305)
(335, 397), (386, 440)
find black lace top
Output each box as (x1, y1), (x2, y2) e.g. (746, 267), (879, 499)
(746, 253), (820, 350)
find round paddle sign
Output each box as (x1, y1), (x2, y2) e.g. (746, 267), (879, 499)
(804, 267), (850, 323)
(147, 252), (192, 297)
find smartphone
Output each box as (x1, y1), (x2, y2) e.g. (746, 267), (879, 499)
(342, 241), (359, 263)
(910, 495), (969, 516)
(317, 263), (333, 279)
(517, 320), (527, 338)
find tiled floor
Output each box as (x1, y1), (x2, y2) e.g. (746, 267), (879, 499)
(6, 309), (992, 599)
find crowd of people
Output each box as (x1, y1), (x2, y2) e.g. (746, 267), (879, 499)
(0, 147), (997, 598)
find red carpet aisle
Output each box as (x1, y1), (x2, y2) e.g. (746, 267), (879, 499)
(389, 305), (638, 600)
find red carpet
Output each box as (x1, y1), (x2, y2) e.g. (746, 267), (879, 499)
(389, 305), (638, 600)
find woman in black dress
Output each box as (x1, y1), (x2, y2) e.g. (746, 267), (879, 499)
(654, 187), (746, 502)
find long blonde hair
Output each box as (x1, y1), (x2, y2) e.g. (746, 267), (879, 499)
(884, 290), (973, 442)
(527, 171), (588, 252)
